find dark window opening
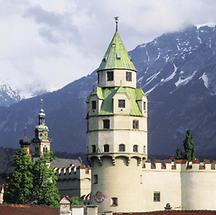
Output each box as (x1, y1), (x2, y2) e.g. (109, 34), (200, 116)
(107, 71), (114, 81)
(97, 73), (100, 84)
(133, 120), (139, 129)
(153, 192), (160, 202)
(104, 144), (109, 152)
(93, 175), (98, 184)
(103, 119), (110, 129)
(92, 145), (96, 153)
(133, 145), (138, 152)
(118, 99), (125, 108)
(143, 101), (146, 111)
(126, 72), (132, 81)
(119, 144), (125, 152)
(111, 197), (118, 206)
(92, 101), (96, 110)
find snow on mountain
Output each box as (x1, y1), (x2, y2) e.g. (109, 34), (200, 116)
(1, 25), (216, 157)
(0, 82), (21, 107)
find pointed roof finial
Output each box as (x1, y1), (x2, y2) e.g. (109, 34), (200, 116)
(40, 98), (44, 112)
(114, 16), (119, 32)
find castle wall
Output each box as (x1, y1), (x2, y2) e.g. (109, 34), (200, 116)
(142, 162), (182, 211)
(91, 157), (144, 213)
(55, 166), (91, 198)
(142, 161), (216, 211)
(181, 162), (216, 210)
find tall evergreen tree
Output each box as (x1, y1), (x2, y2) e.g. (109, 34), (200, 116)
(183, 130), (195, 161)
(4, 149), (33, 204)
(32, 152), (60, 208)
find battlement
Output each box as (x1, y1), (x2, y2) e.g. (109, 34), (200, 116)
(143, 159), (216, 172)
(54, 164), (91, 180)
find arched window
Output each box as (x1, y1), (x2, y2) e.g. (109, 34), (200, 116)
(133, 145), (138, 152)
(104, 144), (109, 152)
(119, 144), (125, 152)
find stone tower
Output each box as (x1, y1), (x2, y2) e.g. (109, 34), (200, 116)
(32, 99), (51, 158)
(87, 19), (148, 213)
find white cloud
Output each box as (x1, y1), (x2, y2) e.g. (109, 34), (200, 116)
(0, 0), (216, 97)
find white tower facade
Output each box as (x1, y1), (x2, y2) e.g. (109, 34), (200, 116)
(87, 21), (148, 213)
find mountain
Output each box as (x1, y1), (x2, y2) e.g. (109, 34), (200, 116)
(1, 25), (216, 157)
(0, 83), (21, 107)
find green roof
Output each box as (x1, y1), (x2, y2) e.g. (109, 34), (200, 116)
(89, 87), (145, 116)
(98, 32), (137, 72)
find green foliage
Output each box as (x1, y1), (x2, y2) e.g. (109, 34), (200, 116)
(175, 148), (184, 160)
(4, 149), (33, 204)
(183, 130), (195, 161)
(32, 152), (60, 208)
(70, 196), (84, 206)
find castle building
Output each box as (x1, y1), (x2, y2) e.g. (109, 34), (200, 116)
(87, 19), (148, 213)
(87, 19), (216, 213)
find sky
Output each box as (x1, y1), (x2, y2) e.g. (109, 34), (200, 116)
(1, 0), (216, 97)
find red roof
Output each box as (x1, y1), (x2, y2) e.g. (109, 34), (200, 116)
(0, 204), (58, 215)
(115, 211), (216, 215)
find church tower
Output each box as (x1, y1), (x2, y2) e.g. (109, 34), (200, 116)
(87, 18), (148, 213)
(32, 99), (51, 158)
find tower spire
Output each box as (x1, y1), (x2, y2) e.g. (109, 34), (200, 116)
(40, 98), (44, 110)
(114, 16), (119, 32)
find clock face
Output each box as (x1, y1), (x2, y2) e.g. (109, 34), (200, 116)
(94, 191), (105, 203)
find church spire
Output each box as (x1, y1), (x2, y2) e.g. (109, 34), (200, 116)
(38, 99), (46, 125)
(97, 18), (136, 72)
(114, 16), (119, 32)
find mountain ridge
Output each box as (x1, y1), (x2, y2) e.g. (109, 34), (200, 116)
(1, 25), (216, 156)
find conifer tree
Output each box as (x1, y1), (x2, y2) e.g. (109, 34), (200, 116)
(175, 148), (183, 160)
(183, 130), (195, 161)
(32, 152), (60, 207)
(4, 149), (33, 204)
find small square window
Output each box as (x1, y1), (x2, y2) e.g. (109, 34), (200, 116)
(119, 144), (125, 152)
(153, 192), (160, 202)
(118, 99), (125, 108)
(107, 71), (114, 81)
(126, 72), (132, 81)
(133, 145), (138, 152)
(104, 144), (109, 152)
(103, 119), (110, 129)
(92, 145), (96, 153)
(93, 175), (98, 184)
(133, 120), (139, 129)
(111, 197), (118, 206)
(92, 101), (96, 110)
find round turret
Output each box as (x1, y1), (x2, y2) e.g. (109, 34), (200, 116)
(87, 19), (148, 213)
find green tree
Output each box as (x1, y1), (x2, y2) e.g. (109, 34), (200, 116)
(183, 130), (195, 161)
(32, 152), (60, 207)
(175, 148), (183, 160)
(70, 196), (84, 206)
(4, 149), (33, 204)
